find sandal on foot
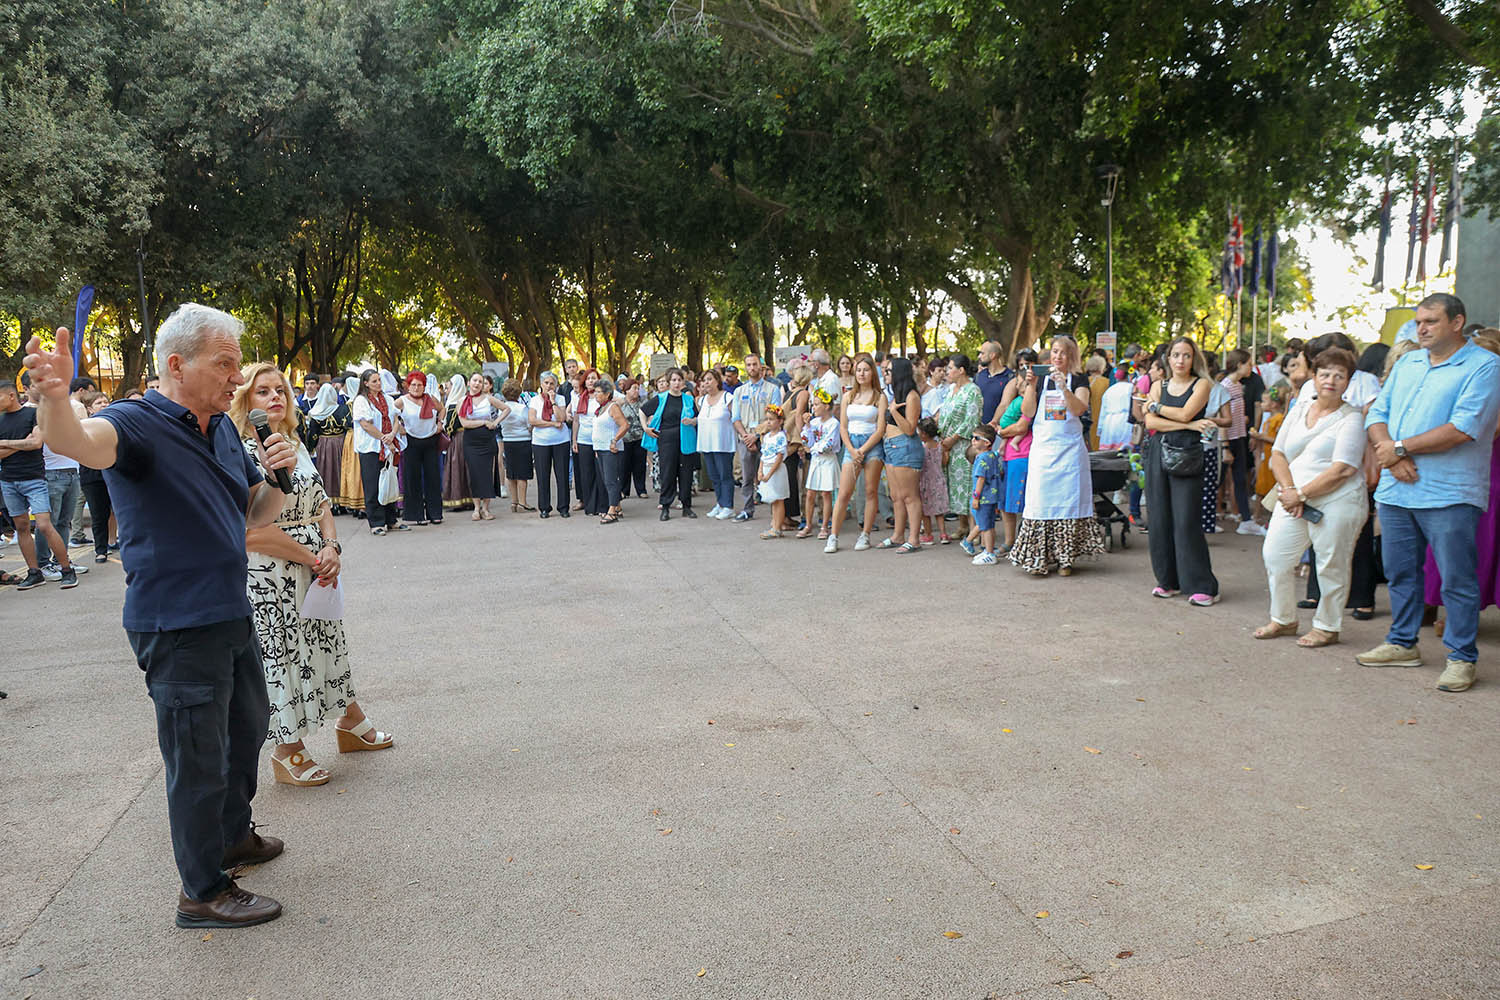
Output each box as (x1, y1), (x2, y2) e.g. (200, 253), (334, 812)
(472, 512), (483, 521)
(512, 503), (521, 513)
(600, 512), (621, 524)
(1297, 628), (1339, 648)
(1254, 621), (1299, 640)
(877, 537), (897, 549)
(939, 534), (952, 545)
(272, 751), (330, 787)
(894, 541), (919, 554)
(795, 528), (814, 538)
(759, 529), (785, 539)
(336, 719), (394, 753)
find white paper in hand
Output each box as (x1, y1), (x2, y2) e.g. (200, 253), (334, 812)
(300, 578), (345, 621)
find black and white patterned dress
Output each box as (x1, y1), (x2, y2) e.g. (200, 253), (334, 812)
(244, 440), (356, 743)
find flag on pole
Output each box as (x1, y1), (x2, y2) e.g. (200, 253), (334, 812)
(1403, 167), (1420, 286)
(1417, 165), (1437, 284)
(1372, 184), (1392, 291)
(72, 285), (95, 371)
(1246, 224), (1262, 298)
(1440, 142), (1462, 273)
(1264, 225), (1279, 301)
(1220, 207), (1239, 298)
(1225, 209), (1244, 297)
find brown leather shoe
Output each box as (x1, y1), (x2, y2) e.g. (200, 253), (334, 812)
(222, 828), (283, 868)
(175, 880), (282, 928)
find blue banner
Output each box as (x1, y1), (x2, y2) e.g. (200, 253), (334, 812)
(73, 285), (95, 371)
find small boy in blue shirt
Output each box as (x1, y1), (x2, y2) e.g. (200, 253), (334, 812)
(961, 424), (1002, 564)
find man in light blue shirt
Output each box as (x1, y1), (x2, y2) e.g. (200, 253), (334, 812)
(1359, 293), (1500, 691)
(730, 354), (784, 520)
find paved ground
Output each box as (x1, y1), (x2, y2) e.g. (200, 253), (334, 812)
(3, 500), (1498, 1000)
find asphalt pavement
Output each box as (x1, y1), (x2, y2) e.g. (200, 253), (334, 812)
(2, 501), (1497, 999)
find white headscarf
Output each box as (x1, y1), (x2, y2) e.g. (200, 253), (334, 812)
(379, 369), (399, 397)
(426, 374), (440, 400)
(308, 382), (339, 420)
(446, 374), (467, 409)
(344, 375), (360, 400)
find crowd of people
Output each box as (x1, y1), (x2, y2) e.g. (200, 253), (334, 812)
(9, 292), (1499, 930)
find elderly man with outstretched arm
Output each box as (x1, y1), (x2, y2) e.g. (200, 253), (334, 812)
(1357, 293), (1500, 691)
(26, 303), (298, 928)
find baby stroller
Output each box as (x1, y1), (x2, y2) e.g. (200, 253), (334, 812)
(1089, 450), (1134, 551)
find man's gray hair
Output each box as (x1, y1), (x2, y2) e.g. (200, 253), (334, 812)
(154, 303), (244, 373)
(810, 348), (831, 367)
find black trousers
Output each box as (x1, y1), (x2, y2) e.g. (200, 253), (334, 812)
(533, 442), (571, 514)
(81, 475), (113, 557)
(622, 439), (648, 496)
(1144, 437), (1219, 597)
(658, 434), (695, 511)
(127, 617), (269, 901)
(402, 434), (443, 523)
(358, 451), (400, 528)
(1308, 495), (1380, 608)
(596, 448), (624, 508)
(783, 450), (802, 520)
(1226, 436), (1252, 519)
(576, 443), (605, 514)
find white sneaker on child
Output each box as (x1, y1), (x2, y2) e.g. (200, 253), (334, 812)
(973, 551), (998, 565)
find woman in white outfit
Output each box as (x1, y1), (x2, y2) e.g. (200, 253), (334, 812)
(696, 369), (737, 517)
(1255, 347), (1369, 648)
(1096, 367), (1134, 451)
(1010, 336), (1103, 576)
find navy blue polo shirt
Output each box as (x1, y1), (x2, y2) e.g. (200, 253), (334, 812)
(974, 367), (1013, 424)
(98, 390), (264, 632)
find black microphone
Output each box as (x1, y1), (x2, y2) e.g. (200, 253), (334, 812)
(248, 408), (294, 494)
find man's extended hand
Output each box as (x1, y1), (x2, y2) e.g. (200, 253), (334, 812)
(22, 327), (75, 401)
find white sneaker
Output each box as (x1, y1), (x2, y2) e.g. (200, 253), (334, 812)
(972, 551), (998, 565)
(718, 508), (734, 520)
(1236, 521), (1267, 536)
(824, 535), (839, 553)
(706, 505), (722, 518)
(854, 532), (871, 551)
(40, 562), (62, 581)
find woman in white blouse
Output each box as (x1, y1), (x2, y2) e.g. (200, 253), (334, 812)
(696, 369), (737, 518)
(350, 368), (406, 535)
(457, 372), (507, 520)
(393, 371), (444, 525)
(528, 371), (573, 518)
(1255, 347), (1369, 647)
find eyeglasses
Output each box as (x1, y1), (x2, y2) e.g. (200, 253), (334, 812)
(970, 435), (989, 442)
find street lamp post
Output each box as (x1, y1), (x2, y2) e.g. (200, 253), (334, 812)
(1096, 164), (1121, 343)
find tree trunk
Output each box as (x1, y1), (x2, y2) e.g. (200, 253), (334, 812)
(849, 301), (860, 354)
(912, 291), (931, 357)
(759, 306), (775, 361)
(685, 284), (707, 372)
(737, 308), (760, 359)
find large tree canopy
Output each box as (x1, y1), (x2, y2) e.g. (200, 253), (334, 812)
(2, 0), (1493, 385)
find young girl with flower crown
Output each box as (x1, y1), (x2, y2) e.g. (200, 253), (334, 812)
(799, 389), (841, 538)
(756, 406), (790, 538)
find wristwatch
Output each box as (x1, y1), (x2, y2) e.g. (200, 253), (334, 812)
(327, 539), (342, 554)
(1392, 439), (1408, 459)
(1148, 401), (1162, 414)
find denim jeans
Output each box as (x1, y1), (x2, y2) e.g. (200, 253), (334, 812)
(1379, 501), (1482, 663)
(702, 451), (734, 509)
(34, 468), (80, 565)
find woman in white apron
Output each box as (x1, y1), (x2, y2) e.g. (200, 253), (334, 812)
(1010, 336), (1105, 576)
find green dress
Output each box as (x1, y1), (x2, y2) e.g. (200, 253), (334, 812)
(938, 381), (982, 514)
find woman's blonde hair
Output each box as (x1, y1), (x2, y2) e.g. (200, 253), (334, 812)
(788, 363), (812, 388)
(1049, 335), (1082, 375)
(1381, 340), (1420, 382)
(230, 362), (299, 441)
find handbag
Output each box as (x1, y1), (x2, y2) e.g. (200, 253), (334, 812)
(1159, 435), (1204, 477)
(377, 456), (400, 504)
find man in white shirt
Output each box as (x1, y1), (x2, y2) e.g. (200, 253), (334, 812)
(810, 349), (841, 400)
(730, 354), (784, 520)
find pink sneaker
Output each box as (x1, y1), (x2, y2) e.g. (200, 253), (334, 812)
(1188, 593), (1220, 606)
(1151, 587), (1180, 598)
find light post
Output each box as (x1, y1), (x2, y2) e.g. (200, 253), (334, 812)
(1096, 163), (1121, 346)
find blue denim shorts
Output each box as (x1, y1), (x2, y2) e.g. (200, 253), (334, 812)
(848, 432), (885, 464)
(883, 432), (923, 469)
(1, 478), (51, 517)
(972, 502), (997, 531)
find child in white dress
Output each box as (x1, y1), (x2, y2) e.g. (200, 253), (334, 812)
(757, 406), (790, 538)
(800, 389), (841, 538)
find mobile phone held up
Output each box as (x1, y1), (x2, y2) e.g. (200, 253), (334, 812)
(1031, 363), (1052, 381)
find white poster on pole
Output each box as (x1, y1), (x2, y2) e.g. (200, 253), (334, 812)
(649, 353), (678, 379)
(1096, 331), (1117, 362)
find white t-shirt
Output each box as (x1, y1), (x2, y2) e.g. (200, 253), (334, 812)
(392, 395), (440, 439)
(350, 395), (391, 454)
(499, 398), (531, 441)
(528, 395), (571, 447)
(696, 392), (736, 452)
(1273, 400), (1368, 507)
(921, 384), (949, 419)
(1296, 369), (1380, 410)
(573, 394), (596, 445)
(591, 402), (620, 450)
(815, 369), (841, 401)
(846, 401), (879, 436)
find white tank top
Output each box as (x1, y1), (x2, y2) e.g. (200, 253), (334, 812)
(591, 404), (620, 450)
(847, 401), (878, 436)
(575, 396), (595, 441)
